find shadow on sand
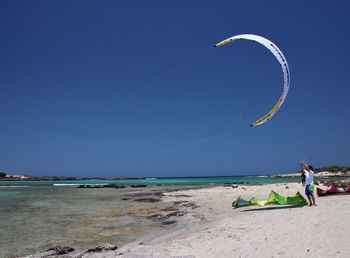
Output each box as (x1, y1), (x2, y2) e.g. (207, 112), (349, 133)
(240, 205), (306, 212)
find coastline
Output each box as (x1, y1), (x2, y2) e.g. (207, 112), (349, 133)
(1, 184), (207, 258)
(115, 183), (350, 258)
(17, 181), (350, 257)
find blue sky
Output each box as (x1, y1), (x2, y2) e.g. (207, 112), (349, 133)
(1, 0), (349, 177)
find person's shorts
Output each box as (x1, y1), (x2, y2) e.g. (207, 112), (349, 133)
(305, 184), (314, 195)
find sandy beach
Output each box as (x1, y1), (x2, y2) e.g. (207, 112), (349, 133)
(71, 182), (350, 258)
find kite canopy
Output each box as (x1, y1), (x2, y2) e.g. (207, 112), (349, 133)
(214, 34), (290, 127)
(232, 191), (307, 208)
(317, 185), (350, 196)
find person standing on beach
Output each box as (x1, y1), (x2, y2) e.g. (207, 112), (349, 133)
(300, 160), (316, 206)
(301, 170), (306, 186)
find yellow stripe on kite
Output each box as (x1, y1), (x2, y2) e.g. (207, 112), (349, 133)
(214, 38), (237, 47)
(251, 96), (283, 127)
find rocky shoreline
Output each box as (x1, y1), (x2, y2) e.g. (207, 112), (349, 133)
(14, 185), (206, 258)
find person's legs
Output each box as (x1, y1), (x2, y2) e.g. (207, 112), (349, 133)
(309, 184), (316, 206)
(305, 185), (313, 206)
(306, 195), (312, 206)
(311, 195), (316, 206)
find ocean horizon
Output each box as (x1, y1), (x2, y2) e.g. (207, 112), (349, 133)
(0, 175), (302, 187)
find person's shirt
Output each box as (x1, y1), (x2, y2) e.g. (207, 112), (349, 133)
(303, 169), (314, 185)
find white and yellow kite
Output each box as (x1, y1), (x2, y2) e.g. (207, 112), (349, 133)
(214, 34), (290, 127)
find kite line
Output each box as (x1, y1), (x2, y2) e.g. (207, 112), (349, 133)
(72, 48), (210, 133)
(111, 130), (235, 168)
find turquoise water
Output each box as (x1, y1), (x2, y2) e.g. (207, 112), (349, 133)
(0, 190), (20, 197)
(0, 175), (300, 186)
(0, 185), (188, 257)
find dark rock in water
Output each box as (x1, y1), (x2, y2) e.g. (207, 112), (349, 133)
(86, 244), (118, 253)
(77, 184), (126, 189)
(103, 184), (125, 188)
(160, 206), (178, 212)
(130, 184), (147, 188)
(77, 185), (103, 188)
(173, 201), (199, 209)
(114, 185), (126, 188)
(232, 185), (238, 188)
(147, 210), (187, 221)
(134, 198), (161, 203)
(103, 226), (116, 230)
(125, 190), (164, 198)
(47, 245), (75, 255)
(162, 220), (176, 226)
(147, 213), (163, 219)
(189, 203), (200, 209)
(173, 201), (188, 205)
(171, 194), (191, 198)
(122, 198), (129, 200)
(164, 210), (186, 218)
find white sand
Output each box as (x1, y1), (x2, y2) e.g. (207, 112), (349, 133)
(85, 183), (350, 258)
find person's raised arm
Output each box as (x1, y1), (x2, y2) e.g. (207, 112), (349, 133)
(300, 160), (310, 174)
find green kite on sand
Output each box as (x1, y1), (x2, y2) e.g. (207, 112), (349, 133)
(232, 191), (307, 208)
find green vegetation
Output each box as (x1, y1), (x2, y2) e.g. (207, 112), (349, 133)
(315, 166), (350, 173)
(0, 172), (7, 178)
(299, 166), (350, 176)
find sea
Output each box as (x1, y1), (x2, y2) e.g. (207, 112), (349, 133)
(0, 176), (300, 257)
(0, 175), (300, 187)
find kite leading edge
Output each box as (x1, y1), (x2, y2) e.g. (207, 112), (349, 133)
(214, 34), (290, 127)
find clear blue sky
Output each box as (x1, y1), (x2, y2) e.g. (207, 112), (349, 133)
(1, 0), (349, 177)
